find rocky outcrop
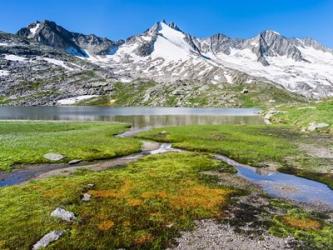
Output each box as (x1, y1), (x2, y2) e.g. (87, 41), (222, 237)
(16, 20), (123, 56)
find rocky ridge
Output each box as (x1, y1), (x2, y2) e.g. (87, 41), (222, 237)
(1, 20), (333, 105)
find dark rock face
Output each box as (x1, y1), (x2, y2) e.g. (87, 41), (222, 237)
(17, 20), (85, 56)
(16, 20), (122, 57)
(253, 31), (306, 64)
(134, 37), (156, 56)
(208, 33), (237, 55)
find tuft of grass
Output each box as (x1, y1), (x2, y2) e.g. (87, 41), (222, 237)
(0, 153), (234, 249)
(0, 121), (141, 171)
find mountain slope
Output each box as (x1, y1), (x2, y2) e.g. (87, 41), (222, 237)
(17, 20), (123, 57)
(1, 19), (333, 106)
(82, 21), (333, 98)
(0, 31), (117, 105)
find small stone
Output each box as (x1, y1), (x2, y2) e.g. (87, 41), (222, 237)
(86, 183), (95, 188)
(68, 159), (81, 165)
(81, 193), (91, 201)
(51, 208), (76, 222)
(32, 230), (64, 250)
(43, 153), (64, 161)
(241, 88), (249, 94)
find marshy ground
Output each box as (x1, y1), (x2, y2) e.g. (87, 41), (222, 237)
(0, 119), (332, 249)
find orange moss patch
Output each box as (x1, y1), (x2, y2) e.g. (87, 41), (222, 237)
(98, 220), (115, 231)
(134, 232), (153, 246)
(127, 198), (143, 207)
(169, 183), (231, 214)
(283, 215), (321, 230)
(89, 180), (134, 198)
(141, 191), (168, 200)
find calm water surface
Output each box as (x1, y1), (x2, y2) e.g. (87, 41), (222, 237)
(0, 106), (263, 128)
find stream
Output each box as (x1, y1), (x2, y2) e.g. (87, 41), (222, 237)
(0, 106), (332, 209)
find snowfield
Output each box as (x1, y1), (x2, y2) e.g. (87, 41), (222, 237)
(5, 54), (27, 62)
(40, 58), (75, 71)
(79, 22), (333, 97)
(56, 95), (99, 105)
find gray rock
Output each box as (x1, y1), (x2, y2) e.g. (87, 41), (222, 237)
(32, 230), (63, 250)
(68, 159), (81, 165)
(307, 122), (329, 131)
(43, 153), (64, 161)
(86, 183), (95, 188)
(81, 193), (91, 201)
(51, 208), (76, 222)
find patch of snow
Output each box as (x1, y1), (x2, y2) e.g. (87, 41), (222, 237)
(0, 42), (10, 46)
(41, 57), (74, 71)
(224, 73), (233, 83)
(56, 95), (99, 105)
(0, 70), (9, 76)
(29, 23), (40, 38)
(4, 54), (27, 62)
(151, 35), (190, 62)
(209, 46), (333, 97)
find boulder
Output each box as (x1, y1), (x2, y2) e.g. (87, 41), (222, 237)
(32, 231), (64, 250)
(43, 153), (64, 161)
(51, 208), (76, 222)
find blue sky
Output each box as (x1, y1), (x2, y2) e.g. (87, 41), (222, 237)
(1, 0), (332, 47)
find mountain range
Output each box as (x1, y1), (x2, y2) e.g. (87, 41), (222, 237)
(0, 19), (333, 105)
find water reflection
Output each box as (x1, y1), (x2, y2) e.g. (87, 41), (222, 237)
(0, 106), (263, 128)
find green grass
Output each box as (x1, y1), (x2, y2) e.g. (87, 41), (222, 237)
(137, 125), (333, 188)
(137, 125), (299, 167)
(0, 96), (9, 105)
(224, 82), (306, 108)
(269, 201), (333, 249)
(110, 81), (156, 106)
(0, 153), (234, 249)
(0, 121), (141, 171)
(272, 98), (333, 132)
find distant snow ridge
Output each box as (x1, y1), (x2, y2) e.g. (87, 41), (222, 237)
(15, 20), (333, 98)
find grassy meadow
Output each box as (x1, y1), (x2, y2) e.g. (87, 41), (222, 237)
(0, 121), (141, 171)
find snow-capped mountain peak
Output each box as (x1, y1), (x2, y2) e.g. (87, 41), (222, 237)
(13, 20), (333, 98)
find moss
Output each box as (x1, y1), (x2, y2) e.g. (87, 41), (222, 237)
(0, 153), (234, 249)
(269, 209), (333, 249)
